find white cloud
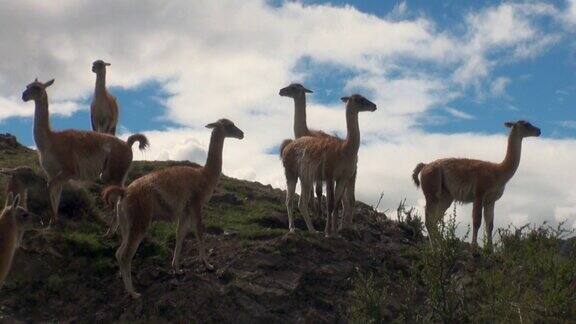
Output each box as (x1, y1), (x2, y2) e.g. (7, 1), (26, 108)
(1, 0), (575, 239)
(558, 120), (576, 129)
(554, 206), (576, 228)
(387, 1), (408, 21)
(454, 3), (560, 87)
(490, 76), (510, 97)
(444, 107), (474, 120)
(131, 127), (576, 238)
(0, 96), (84, 120)
(345, 74), (456, 134)
(563, 0), (576, 27)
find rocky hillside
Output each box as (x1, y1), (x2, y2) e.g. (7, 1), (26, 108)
(0, 134), (418, 322)
(0, 134), (574, 323)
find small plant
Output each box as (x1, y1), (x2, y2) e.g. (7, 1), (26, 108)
(396, 198), (424, 240)
(472, 222), (576, 321)
(45, 274), (65, 294)
(418, 208), (469, 322)
(347, 270), (388, 324)
(62, 231), (107, 256)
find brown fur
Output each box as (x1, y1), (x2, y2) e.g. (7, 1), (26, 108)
(0, 193), (36, 289)
(102, 185), (125, 207)
(102, 119), (243, 299)
(1, 167), (33, 209)
(413, 120), (541, 249)
(91, 60), (119, 135)
(126, 134), (149, 151)
(22, 78), (149, 225)
(281, 94), (376, 237)
(412, 163), (426, 187)
(279, 83), (331, 222)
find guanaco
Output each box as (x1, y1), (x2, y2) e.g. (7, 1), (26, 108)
(0, 193), (37, 289)
(413, 120), (541, 249)
(103, 118), (244, 299)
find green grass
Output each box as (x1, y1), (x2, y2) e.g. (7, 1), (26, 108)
(0, 151), (292, 252)
(205, 199), (287, 240)
(347, 211), (576, 323)
(130, 160), (289, 241)
(149, 221), (177, 246)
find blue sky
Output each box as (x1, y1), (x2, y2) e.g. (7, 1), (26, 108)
(1, 0), (576, 234)
(4, 1), (575, 145)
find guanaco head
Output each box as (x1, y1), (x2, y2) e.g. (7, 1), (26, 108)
(505, 120), (541, 138)
(21, 78), (54, 102)
(205, 119), (244, 139)
(341, 94), (377, 112)
(279, 83), (313, 98)
(1, 193), (35, 229)
(92, 59), (111, 73)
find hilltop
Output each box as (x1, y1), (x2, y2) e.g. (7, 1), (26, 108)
(0, 134), (416, 322)
(0, 134), (574, 323)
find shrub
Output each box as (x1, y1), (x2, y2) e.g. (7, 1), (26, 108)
(347, 271), (388, 324)
(417, 208), (470, 322)
(347, 204), (576, 322)
(396, 198), (424, 240)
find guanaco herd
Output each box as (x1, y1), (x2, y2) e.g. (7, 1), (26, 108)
(0, 60), (541, 299)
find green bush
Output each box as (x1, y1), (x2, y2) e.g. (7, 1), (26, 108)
(347, 271), (389, 324)
(472, 223), (576, 322)
(396, 198), (424, 240)
(417, 209), (469, 322)
(348, 207), (576, 323)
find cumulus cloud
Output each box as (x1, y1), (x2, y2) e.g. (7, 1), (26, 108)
(454, 3), (561, 88)
(2, 0), (575, 240)
(490, 77), (511, 97)
(128, 126), (576, 238)
(0, 96), (84, 120)
(563, 0), (576, 27)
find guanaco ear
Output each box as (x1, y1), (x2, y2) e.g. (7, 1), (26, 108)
(504, 121), (515, 128)
(12, 194), (20, 209)
(341, 96), (350, 103)
(43, 79), (55, 89)
(205, 122), (219, 129)
(5, 192), (13, 208)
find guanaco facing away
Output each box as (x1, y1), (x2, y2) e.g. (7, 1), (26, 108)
(91, 60), (119, 135)
(0, 193), (37, 289)
(103, 119), (244, 299)
(413, 120), (541, 249)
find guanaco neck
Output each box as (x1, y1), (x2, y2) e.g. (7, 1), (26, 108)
(203, 129), (225, 180)
(293, 94), (309, 138)
(33, 93), (52, 150)
(498, 130), (523, 183)
(94, 70), (107, 97)
(343, 107), (361, 156)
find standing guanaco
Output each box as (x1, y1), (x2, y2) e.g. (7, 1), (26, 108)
(103, 118), (244, 298)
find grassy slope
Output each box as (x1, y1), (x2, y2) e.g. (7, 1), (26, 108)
(0, 134), (399, 322)
(0, 134), (574, 323)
